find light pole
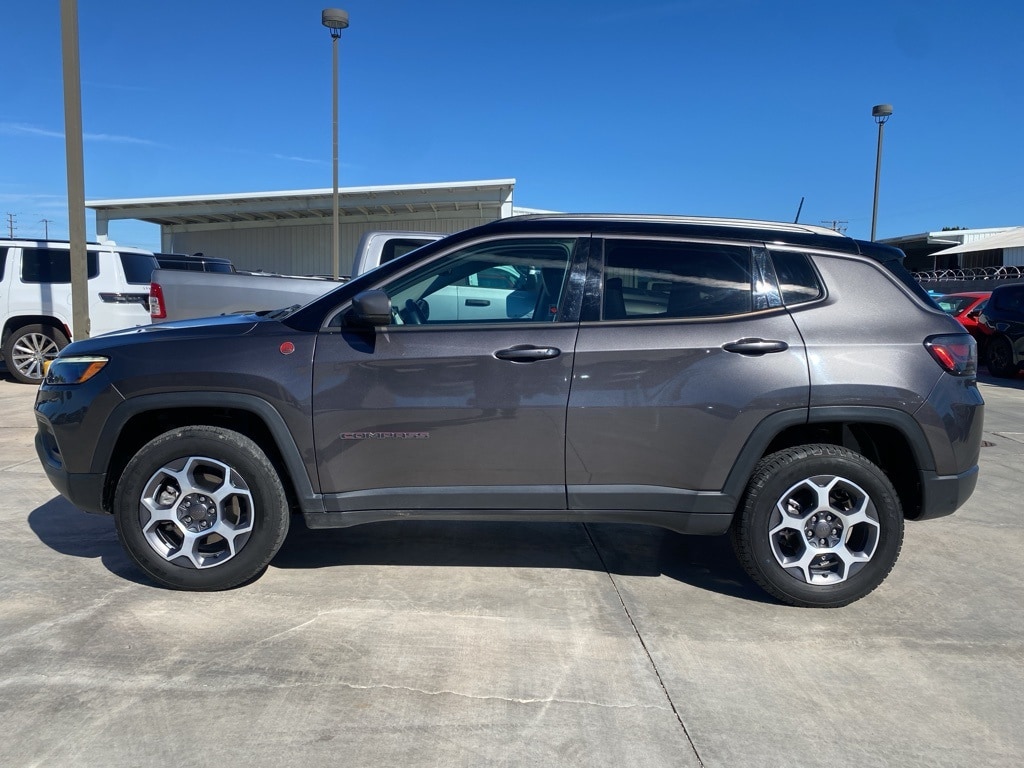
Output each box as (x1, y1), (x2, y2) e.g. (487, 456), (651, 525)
(322, 8), (349, 280)
(870, 103), (893, 241)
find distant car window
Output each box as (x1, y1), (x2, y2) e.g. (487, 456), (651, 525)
(994, 287), (1024, 311)
(119, 252), (159, 284)
(936, 295), (976, 315)
(21, 248), (99, 283)
(0, 247), (6, 281)
(381, 237), (575, 324)
(380, 238), (436, 264)
(156, 253), (234, 273)
(602, 239), (753, 320)
(770, 250), (825, 305)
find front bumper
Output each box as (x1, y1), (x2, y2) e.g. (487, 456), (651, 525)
(35, 420), (108, 514)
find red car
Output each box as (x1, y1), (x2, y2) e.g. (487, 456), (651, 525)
(935, 291), (992, 345)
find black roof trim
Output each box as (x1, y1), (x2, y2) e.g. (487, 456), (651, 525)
(451, 214), (862, 254)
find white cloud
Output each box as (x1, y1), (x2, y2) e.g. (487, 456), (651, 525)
(272, 153), (323, 165)
(0, 122), (158, 146)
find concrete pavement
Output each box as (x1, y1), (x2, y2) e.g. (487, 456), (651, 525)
(1, 371), (1021, 767)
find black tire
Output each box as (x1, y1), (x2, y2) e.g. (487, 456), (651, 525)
(114, 426), (290, 590)
(731, 444), (904, 608)
(2, 323), (69, 385)
(986, 335), (1018, 378)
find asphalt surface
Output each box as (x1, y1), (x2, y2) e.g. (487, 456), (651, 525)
(1, 369), (1021, 767)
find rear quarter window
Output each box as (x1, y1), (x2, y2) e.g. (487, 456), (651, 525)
(119, 252), (159, 284)
(769, 250), (824, 305)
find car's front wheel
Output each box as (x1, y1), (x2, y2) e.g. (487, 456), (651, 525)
(114, 426), (290, 590)
(732, 444), (904, 608)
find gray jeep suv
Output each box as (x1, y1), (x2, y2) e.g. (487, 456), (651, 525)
(34, 215), (983, 607)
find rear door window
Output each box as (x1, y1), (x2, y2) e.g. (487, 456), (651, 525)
(600, 239), (755, 320)
(21, 248), (99, 283)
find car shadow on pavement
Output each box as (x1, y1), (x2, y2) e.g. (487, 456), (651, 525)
(27, 496), (770, 603)
(273, 519), (773, 604)
(978, 371), (1024, 390)
(27, 496), (152, 586)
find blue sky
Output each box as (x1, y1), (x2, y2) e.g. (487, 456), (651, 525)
(2, 0), (1022, 250)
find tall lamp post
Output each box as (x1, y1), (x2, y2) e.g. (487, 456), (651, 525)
(322, 8), (349, 280)
(870, 103), (893, 241)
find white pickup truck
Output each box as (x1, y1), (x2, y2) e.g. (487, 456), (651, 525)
(149, 231), (443, 323)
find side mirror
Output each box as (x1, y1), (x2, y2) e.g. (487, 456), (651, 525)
(350, 289), (392, 327)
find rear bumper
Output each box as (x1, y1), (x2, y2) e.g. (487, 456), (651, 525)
(917, 464), (979, 520)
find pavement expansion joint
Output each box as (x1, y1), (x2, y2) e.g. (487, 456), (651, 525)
(581, 524), (706, 768)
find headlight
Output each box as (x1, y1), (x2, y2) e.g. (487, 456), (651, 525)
(45, 356), (109, 385)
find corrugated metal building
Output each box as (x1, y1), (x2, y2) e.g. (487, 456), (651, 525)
(87, 179), (524, 275)
(882, 226), (1024, 271)
(926, 227), (1024, 268)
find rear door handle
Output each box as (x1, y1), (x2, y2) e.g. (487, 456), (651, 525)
(722, 338), (789, 356)
(494, 345), (561, 362)
(465, 299), (490, 307)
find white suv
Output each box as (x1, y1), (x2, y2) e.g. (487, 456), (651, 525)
(1, 239), (158, 384)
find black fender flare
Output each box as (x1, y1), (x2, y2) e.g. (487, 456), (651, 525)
(93, 392), (324, 514)
(720, 405), (935, 502)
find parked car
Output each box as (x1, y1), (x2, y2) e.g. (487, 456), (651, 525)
(978, 283), (1024, 377)
(34, 214), (983, 608)
(935, 291), (991, 346)
(1, 239), (157, 384)
(155, 253), (235, 273)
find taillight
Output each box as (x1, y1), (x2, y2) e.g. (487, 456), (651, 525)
(149, 282), (166, 319)
(925, 334), (976, 377)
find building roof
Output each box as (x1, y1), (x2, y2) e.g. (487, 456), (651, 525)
(86, 179), (516, 227)
(929, 227), (1024, 256)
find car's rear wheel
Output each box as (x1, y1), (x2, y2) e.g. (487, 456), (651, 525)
(732, 444), (904, 608)
(2, 323), (69, 384)
(114, 426), (290, 590)
(986, 335), (1018, 378)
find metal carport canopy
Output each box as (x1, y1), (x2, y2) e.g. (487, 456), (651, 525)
(928, 227), (1024, 256)
(87, 179), (516, 237)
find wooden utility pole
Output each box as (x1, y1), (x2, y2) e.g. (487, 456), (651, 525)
(60, 0), (90, 339)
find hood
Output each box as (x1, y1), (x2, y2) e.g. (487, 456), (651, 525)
(63, 314), (262, 355)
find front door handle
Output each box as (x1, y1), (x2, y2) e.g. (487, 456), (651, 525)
(494, 345), (561, 362)
(722, 338), (789, 356)
(465, 299), (490, 307)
